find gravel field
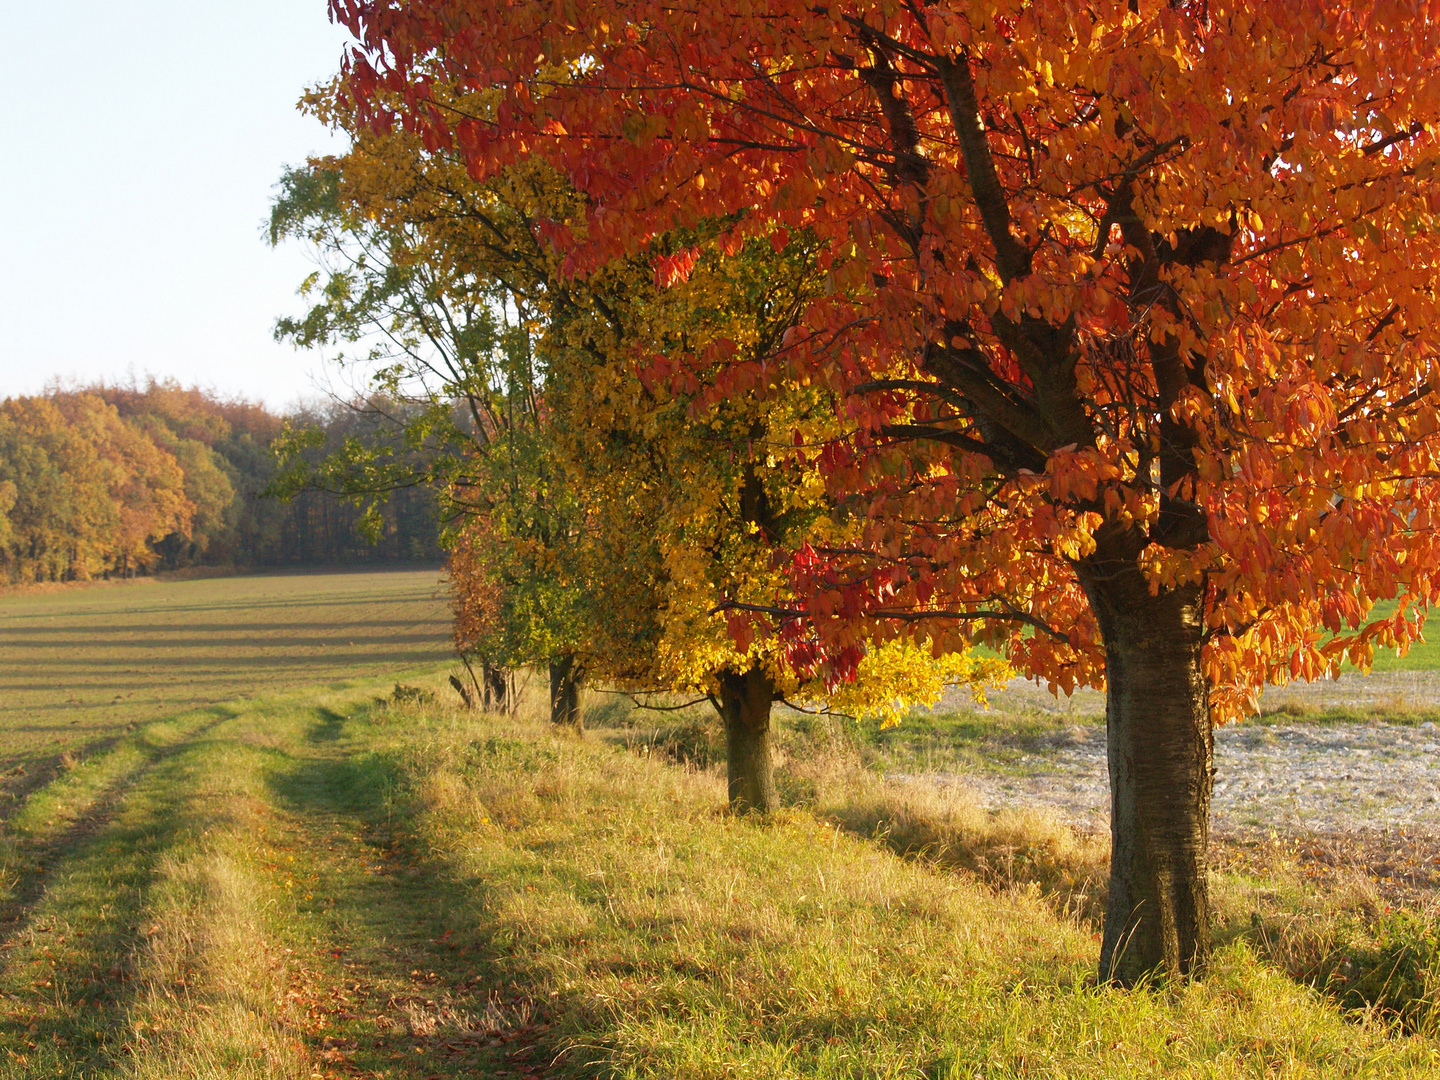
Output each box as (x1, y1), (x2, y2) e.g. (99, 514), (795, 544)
(923, 720), (1440, 836)
(920, 672), (1440, 838)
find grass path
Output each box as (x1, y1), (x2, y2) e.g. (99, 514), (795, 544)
(0, 568), (451, 791)
(1, 671), (1439, 1076)
(0, 679), (539, 1080)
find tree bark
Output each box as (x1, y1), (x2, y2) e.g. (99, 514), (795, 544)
(716, 667), (779, 814)
(1078, 564), (1214, 985)
(549, 654), (582, 727)
(483, 663), (509, 713)
(449, 673), (475, 710)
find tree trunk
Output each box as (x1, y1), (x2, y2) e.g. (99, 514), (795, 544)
(449, 673), (475, 710)
(483, 663), (509, 713)
(549, 654), (582, 726)
(1079, 566), (1213, 985)
(716, 667), (779, 814)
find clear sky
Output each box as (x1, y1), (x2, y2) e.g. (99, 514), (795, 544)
(0, 1), (356, 410)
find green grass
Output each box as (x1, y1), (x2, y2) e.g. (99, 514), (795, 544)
(597, 695), (1105, 783)
(5, 679), (1438, 1078)
(1255, 702), (1440, 726)
(2, 572), (1440, 1075)
(1335, 600), (1440, 672)
(0, 568), (453, 813)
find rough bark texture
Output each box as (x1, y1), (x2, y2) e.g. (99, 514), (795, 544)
(1080, 563), (1214, 985)
(549, 654), (582, 726)
(716, 667), (779, 814)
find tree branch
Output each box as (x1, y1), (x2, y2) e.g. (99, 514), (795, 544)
(935, 53), (1031, 282)
(712, 599), (1067, 641)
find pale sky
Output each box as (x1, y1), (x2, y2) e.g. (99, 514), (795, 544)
(0, 1), (356, 411)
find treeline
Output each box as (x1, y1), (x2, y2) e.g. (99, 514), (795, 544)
(0, 381), (440, 584)
(293, 4), (1440, 989)
(270, 86), (1005, 822)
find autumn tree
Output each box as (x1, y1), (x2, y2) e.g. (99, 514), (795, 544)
(335, 0), (1440, 981)
(50, 393), (193, 577)
(0, 393), (195, 581)
(269, 133), (588, 721)
(0, 482), (14, 556)
(0, 380), (438, 581)
(279, 79), (1001, 798)
(98, 379), (238, 566)
(549, 234), (1004, 811)
(0, 396), (118, 581)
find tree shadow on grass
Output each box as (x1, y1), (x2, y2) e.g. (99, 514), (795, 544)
(308, 707), (349, 744)
(267, 752), (561, 1079)
(0, 707), (238, 1078)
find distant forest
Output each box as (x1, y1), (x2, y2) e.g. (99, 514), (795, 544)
(0, 380), (440, 584)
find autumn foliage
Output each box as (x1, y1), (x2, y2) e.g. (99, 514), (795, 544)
(326, 0), (1440, 981)
(0, 382), (439, 583)
(278, 69), (1009, 813)
(330, 0), (1440, 709)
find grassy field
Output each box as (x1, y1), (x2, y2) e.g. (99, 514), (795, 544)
(2, 571), (1440, 1076)
(0, 569), (452, 815)
(4, 685), (1438, 1078)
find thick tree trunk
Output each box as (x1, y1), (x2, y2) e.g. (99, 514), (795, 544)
(549, 654), (582, 727)
(716, 667), (779, 814)
(1079, 567), (1213, 985)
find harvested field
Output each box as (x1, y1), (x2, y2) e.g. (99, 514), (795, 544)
(0, 568), (452, 814)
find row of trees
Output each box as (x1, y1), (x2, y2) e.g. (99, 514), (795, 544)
(273, 90), (1003, 808)
(311, 0), (1440, 986)
(0, 382), (440, 583)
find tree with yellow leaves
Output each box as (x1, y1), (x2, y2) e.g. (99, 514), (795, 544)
(545, 232), (1005, 811)
(277, 78), (1004, 808)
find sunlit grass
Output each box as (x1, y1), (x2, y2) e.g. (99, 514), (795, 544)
(0, 568), (452, 812)
(1, 572), (1438, 1075)
(0, 670), (1434, 1075)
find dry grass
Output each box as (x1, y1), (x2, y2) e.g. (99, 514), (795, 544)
(377, 697), (1440, 1077)
(3, 575), (1440, 1076)
(121, 760), (311, 1080)
(0, 676), (1438, 1076)
(778, 737), (1111, 923)
(592, 694), (1440, 1043)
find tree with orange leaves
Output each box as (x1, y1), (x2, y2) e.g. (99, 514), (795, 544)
(336, 0), (1440, 981)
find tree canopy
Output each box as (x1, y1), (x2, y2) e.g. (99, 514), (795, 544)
(333, 0), (1440, 981)
(276, 80), (1007, 807)
(0, 382), (440, 583)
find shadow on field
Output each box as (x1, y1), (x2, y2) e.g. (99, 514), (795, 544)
(4, 620), (432, 637)
(0, 735), (132, 831)
(308, 707), (349, 743)
(267, 743), (558, 1080)
(0, 707), (237, 1075)
(5, 645), (441, 681)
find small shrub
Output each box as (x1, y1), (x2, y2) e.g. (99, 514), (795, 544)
(585, 697), (640, 728)
(389, 683), (436, 707)
(625, 720), (720, 769)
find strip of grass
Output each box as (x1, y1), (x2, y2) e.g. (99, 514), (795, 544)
(1256, 701), (1440, 726)
(368, 696), (1440, 1077)
(597, 696), (1103, 781)
(4, 673), (1440, 1076)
